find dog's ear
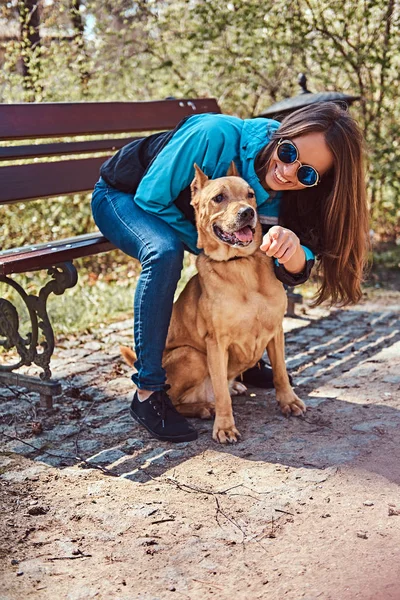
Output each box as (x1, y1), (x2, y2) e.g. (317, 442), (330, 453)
(191, 164), (209, 197)
(226, 161), (240, 177)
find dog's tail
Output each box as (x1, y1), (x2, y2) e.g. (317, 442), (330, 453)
(120, 345), (136, 367)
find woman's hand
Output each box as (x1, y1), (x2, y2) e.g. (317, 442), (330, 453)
(260, 226), (306, 274)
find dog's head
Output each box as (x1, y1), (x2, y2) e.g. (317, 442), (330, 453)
(190, 162), (262, 261)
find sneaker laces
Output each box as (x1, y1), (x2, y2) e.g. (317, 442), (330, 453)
(149, 387), (174, 428)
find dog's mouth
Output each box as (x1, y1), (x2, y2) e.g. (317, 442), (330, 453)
(213, 224), (255, 247)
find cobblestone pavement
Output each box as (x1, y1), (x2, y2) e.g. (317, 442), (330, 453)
(1, 300), (399, 474)
(1, 296), (400, 600)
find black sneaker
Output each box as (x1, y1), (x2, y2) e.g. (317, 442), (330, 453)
(236, 359), (293, 389)
(130, 388), (198, 443)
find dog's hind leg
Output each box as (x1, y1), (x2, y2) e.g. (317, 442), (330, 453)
(230, 380), (247, 395)
(175, 377), (216, 419)
(266, 327), (306, 416)
(163, 346), (215, 418)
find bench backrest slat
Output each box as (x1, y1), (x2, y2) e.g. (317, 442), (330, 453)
(0, 137), (137, 161)
(0, 157), (106, 203)
(0, 98), (221, 140)
(0, 97), (222, 269)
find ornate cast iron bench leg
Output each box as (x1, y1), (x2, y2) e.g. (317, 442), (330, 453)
(0, 262), (78, 409)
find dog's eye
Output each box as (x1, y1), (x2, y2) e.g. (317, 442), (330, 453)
(213, 194), (224, 203)
(248, 191), (255, 199)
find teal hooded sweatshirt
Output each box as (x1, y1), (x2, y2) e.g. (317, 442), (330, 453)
(133, 113), (314, 264)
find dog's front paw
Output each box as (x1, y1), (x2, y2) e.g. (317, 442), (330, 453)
(213, 418), (241, 444)
(276, 391), (306, 417)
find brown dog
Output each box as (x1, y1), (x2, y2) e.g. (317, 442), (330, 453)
(122, 163), (305, 443)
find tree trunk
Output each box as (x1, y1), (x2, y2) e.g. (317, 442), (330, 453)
(70, 0), (90, 96)
(19, 0), (42, 102)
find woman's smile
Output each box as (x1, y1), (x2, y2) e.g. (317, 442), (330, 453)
(274, 166), (290, 184)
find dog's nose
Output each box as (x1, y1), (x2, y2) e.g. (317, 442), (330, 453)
(238, 206), (255, 222)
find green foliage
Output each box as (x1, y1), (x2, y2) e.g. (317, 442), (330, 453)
(371, 243), (400, 270)
(0, 0), (399, 257)
(3, 193), (95, 250)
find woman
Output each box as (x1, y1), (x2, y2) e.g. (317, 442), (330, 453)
(91, 102), (369, 443)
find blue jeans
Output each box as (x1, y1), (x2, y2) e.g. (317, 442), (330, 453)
(91, 177), (185, 391)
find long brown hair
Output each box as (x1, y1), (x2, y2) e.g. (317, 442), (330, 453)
(255, 102), (369, 306)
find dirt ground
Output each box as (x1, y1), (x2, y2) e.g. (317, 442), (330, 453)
(1, 289), (400, 600)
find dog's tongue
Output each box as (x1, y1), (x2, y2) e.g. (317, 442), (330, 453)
(234, 226), (253, 242)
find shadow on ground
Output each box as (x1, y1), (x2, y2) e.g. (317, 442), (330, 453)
(1, 304), (399, 485)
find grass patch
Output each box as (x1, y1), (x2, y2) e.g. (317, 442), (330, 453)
(1, 252), (198, 339)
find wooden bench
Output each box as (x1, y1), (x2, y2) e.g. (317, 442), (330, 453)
(0, 98), (302, 408)
(0, 98), (221, 407)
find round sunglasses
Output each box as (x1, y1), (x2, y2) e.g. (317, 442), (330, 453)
(276, 139), (320, 187)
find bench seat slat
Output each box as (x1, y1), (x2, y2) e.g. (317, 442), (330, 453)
(0, 233), (115, 275)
